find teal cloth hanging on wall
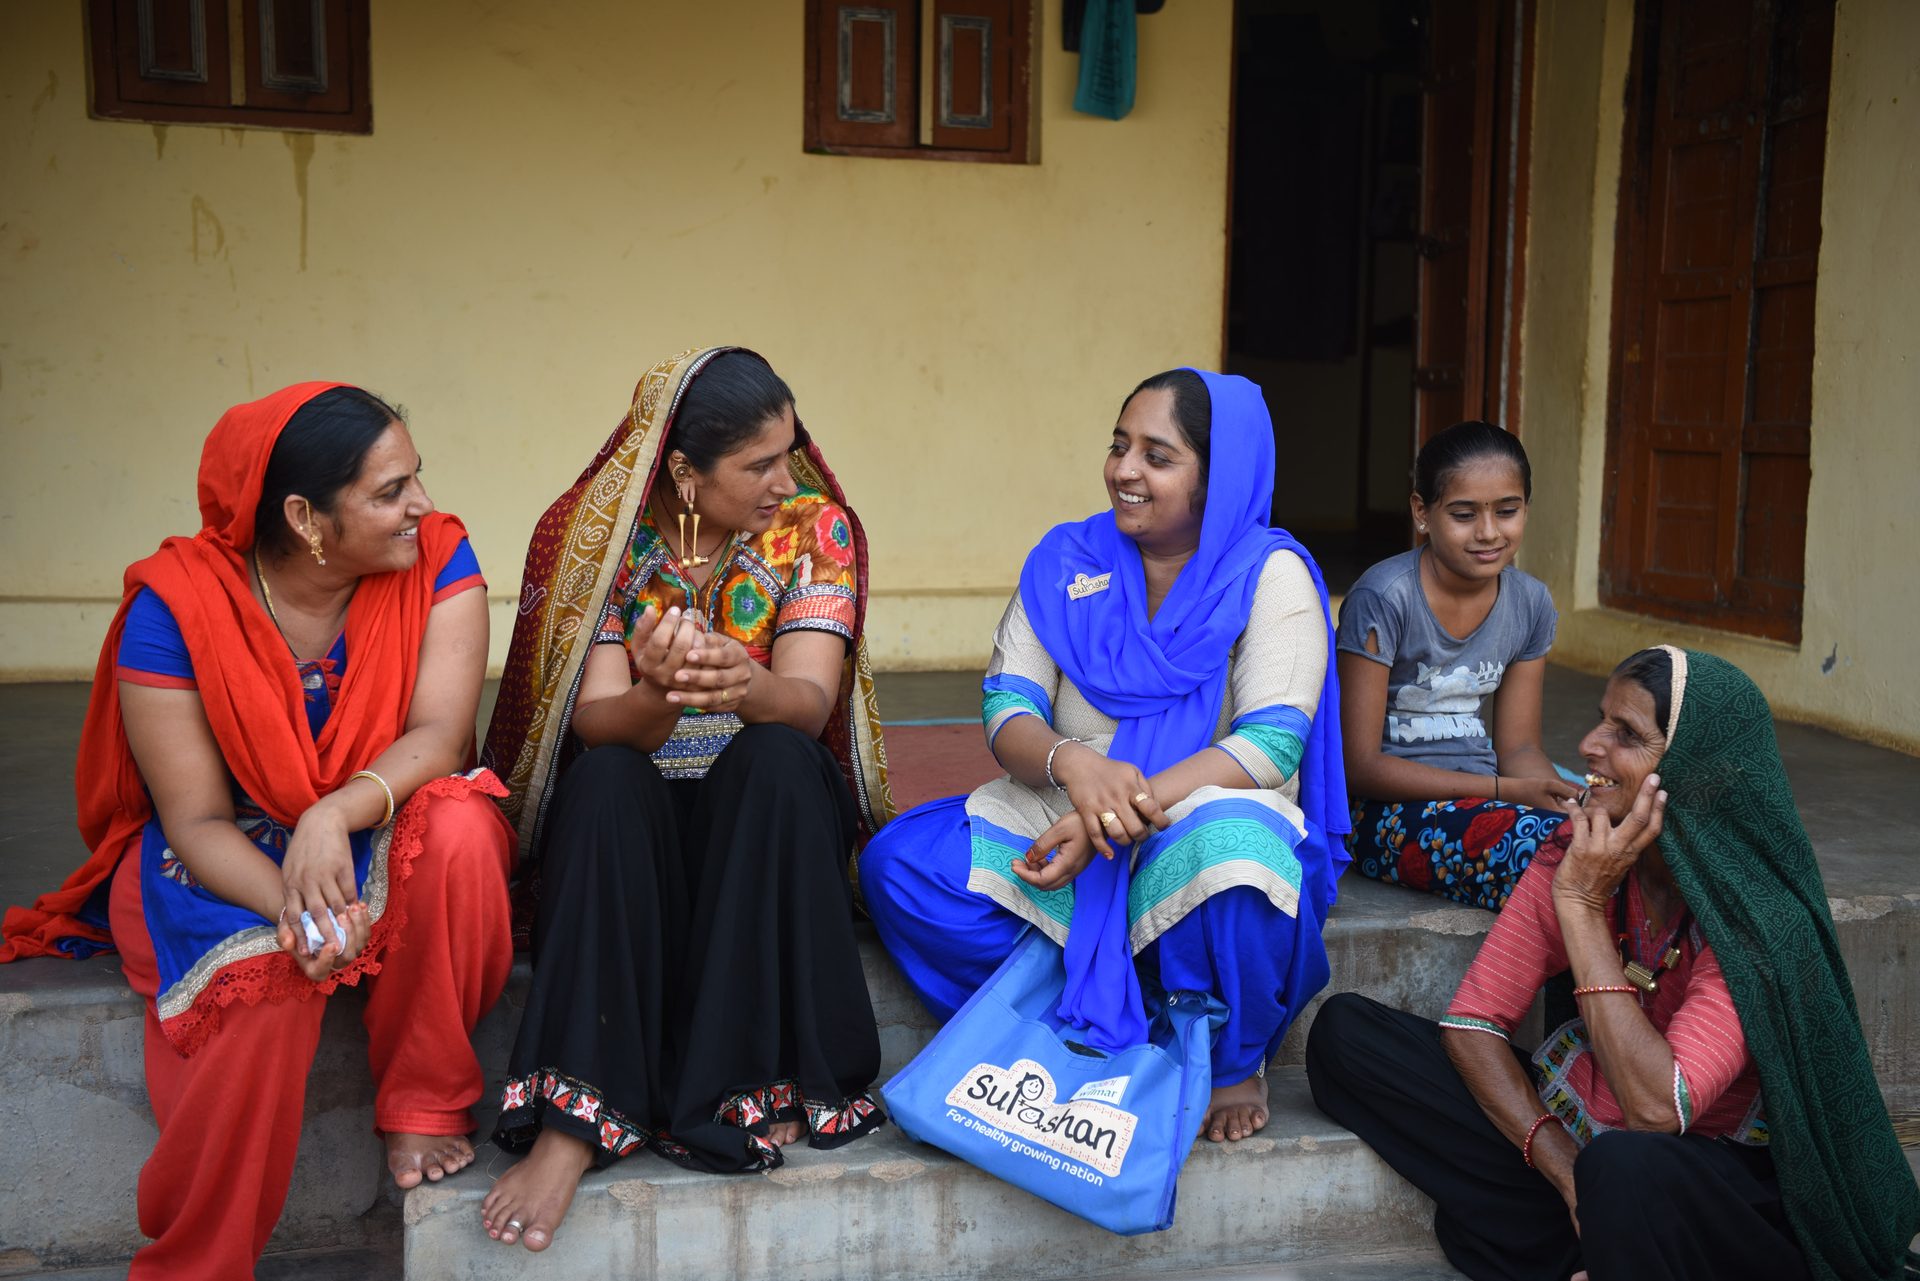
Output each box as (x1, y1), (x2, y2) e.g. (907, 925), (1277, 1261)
(1074, 0), (1137, 120)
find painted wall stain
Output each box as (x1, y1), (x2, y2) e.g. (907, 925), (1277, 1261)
(1822, 645), (1839, 675)
(24, 72), (58, 150)
(152, 125), (168, 161)
(190, 197), (226, 263)
(285, 133), (315, 271)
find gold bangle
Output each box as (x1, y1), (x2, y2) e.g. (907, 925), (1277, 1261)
(348, 769), (396, 828)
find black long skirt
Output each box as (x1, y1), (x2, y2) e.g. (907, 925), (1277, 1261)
(493, 724), (885, 1173)
(1304, 993), (1810, 1281)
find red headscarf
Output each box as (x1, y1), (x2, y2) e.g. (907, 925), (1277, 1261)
(1, 382), (468, 960)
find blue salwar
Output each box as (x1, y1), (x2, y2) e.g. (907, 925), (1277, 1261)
(863, 787), (1336, 1085)
(864, 368), (1348, 1081)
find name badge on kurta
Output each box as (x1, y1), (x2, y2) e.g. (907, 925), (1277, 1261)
(1067, 572), (1112, 601)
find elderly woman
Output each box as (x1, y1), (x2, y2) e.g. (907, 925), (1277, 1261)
(479, 347), (892, 1251)
(0, 384), (516, 1281)
(860, 368), (1348, 1143)
(1307, 647), (1920, 1281)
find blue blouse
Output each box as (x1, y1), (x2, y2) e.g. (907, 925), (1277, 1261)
(89, 540), (483, 993)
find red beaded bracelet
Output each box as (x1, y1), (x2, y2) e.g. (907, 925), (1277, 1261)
(1522, 1113), (1556, 1168)
(1572, 984), (1640, 997)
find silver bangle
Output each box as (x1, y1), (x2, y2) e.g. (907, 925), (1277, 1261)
(1044, 737), (1084, 790)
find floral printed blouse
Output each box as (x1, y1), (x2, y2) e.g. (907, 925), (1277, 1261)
(593, 485), (857, 777)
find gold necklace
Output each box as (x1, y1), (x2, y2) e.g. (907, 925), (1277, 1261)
(253, 549), (302, 660)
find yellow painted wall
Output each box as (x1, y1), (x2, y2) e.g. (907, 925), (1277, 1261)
(0, 2), (1232, 678)
(1518, 0), (1920, 752)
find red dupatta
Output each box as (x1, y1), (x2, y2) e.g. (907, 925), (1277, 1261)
(1, 382), (468, 961)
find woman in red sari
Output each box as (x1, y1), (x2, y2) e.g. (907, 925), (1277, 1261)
(0, 383), (516, 1281)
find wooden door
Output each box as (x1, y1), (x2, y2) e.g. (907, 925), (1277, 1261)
(1414, 0), (1534, 446)
(1602, 0), (1832, 642)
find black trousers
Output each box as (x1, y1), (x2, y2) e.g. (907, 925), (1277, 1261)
(495, 726), (884, 1173)
(1304, 993), (1809, 1281)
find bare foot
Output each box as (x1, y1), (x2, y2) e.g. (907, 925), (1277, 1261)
(1200, 1072), (1269, 1143)
(387, 1132), (476, 1189)
(481, 1129), (594, 1252)
(765, 1118), (804, 1147)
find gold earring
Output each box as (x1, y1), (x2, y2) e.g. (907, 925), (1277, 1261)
(300, 503), (327, 565)
(675, 469), (706, 567)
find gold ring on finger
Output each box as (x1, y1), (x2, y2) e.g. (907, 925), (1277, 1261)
(1133, 792), (1151, 807)
(1098, 810), (1119, 828)
(721, 686), (732, 703)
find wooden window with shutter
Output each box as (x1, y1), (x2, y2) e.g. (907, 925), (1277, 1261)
(1602, 0), (1832, 643)
(87, 0), (372, 134)
(805, 0), (1033, 163)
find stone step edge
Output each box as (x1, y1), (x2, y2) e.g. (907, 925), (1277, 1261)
(1072, 1251), (1463, 1281)
(401, 1068), (1440, 1281)
(409, 1066), (1361, 1206)
(0, 877), (1506, 1008)
(12, 885), (1914, 1015)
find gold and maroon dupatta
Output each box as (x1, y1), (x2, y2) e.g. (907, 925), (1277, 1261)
(482, 347), (894, 928)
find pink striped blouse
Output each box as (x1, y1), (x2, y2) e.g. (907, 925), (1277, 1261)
(1440, 830), (1768, 1145)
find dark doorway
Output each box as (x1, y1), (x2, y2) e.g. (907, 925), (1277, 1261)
(1227, 0), (1534, 592)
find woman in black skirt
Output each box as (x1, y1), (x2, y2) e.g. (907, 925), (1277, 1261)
(477, 347), (894, 1252)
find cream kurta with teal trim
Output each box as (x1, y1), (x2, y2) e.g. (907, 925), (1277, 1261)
(967, 549), (1328, 951)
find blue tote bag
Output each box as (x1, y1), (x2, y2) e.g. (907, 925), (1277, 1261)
(882, 929), (1224, 1235)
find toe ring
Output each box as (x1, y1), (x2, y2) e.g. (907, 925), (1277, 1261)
(507, 1219), (524, 1231)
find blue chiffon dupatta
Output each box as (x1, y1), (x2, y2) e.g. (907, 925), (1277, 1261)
(1016, 370), (1348, 1052)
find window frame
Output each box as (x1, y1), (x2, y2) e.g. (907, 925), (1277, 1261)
(86, 0), (373, 135)
(803, 0), (1035, 165)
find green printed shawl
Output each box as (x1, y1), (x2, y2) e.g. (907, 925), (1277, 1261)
(1653, 647), (1918, 1281)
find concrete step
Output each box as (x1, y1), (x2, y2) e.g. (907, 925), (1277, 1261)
(0, 1248), (1471, 1281)
(0, 952), (398, 1274)
(0, 876), (1501, 1270)
(869, 875), (1527, 1080)
(400, 1066), (1443, 1281)
(0, 875), (1497, 1267)
(5, 876), (1916, 1274)
(1074, 1256), (1466, 1281)
(4, 1239), (400, 1281)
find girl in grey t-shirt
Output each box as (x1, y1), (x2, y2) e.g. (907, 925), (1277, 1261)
(1335, 422), (1579, 909)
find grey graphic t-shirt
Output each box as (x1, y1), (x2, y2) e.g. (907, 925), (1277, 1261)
(1335, 548), (1557, 776)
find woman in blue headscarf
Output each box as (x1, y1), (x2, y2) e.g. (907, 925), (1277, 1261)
(861, 368), (1348, 1140)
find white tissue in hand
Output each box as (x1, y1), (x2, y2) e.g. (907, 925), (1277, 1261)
(299, 909), (348, 953)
